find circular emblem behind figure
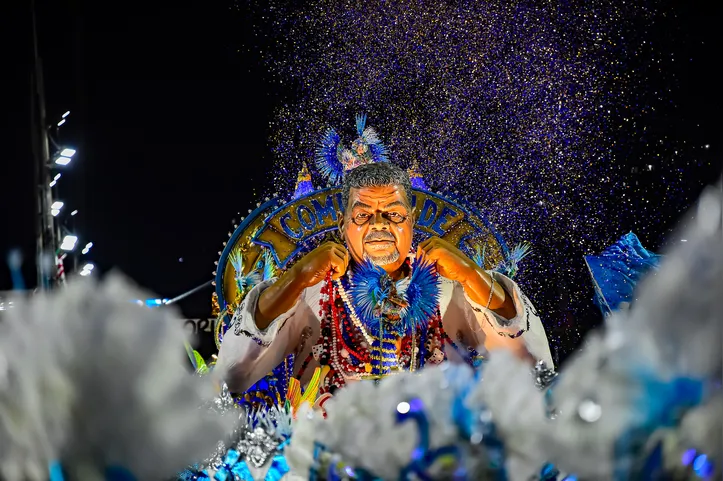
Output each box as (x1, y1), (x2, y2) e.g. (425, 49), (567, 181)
(214, 186), (508, 330)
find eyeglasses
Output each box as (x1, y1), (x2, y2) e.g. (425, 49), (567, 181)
(351, 211), (410, 226)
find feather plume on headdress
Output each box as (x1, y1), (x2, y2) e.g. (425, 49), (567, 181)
(0, 274), (234, 480)
(356, 113), (388, 163)
(315, 128), (345, 184)
(315, 114), (389, 184)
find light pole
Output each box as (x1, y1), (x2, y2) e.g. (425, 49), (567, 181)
(31, 0), (55, 290)
(32, 0), (80, 289)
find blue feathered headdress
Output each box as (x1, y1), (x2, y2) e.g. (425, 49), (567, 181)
(315, 114), (389, 184)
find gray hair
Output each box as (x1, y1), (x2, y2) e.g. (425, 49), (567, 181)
(341, 162), (413, 211)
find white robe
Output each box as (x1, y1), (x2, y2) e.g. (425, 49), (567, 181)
(218, 272), (553, 393)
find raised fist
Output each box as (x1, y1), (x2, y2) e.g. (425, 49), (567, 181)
(294, 242), (350, 287)
(417, 236), (477, 284)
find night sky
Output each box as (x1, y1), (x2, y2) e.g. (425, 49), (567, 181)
(4, 1), (277, 315)
(3, 1), (721, 359)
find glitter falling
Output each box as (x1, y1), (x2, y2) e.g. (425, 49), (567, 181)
(234, 0), (711, 361)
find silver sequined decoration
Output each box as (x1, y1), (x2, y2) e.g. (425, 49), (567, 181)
(205, 440), (230, 470)
(533, 360), (559, 419)
(211, 383), (240, 414)
(533, 360), (558, 390)
(193, 385), (293, 474)
(237, 426), (279, 468)
(197, 383), (251, 470)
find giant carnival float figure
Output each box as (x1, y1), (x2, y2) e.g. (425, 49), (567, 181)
(209, 115), (552, 413)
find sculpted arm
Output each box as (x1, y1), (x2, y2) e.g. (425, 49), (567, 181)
(218, 242), (348, 392)
(418, 236), (516, 318)
(420, 236), (552, 365)
(256, 242), (349, 328)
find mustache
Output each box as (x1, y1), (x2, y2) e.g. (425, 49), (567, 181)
(364, 231), (396, 242)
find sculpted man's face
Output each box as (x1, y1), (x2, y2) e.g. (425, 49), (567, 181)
(341, 184), (414, 274)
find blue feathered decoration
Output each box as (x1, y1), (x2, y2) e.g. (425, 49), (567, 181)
(261, 249), (277, 281)
(368, 142), (389, 163)
(348, 260), (389, 325)
(230, 250), (262, 293)
(229, 249), (244, 274)
(472, 244), (486, 269)
(316, 115), (390, 184)
(315, 128), (345, 184)
(356, 113), (389, 163)
(355, 113), (367, 137)
(495, 242), (532, 278)
(399, 255), (440, 330)
(584, 232), (661, 315)
(348, 256), (439, 336)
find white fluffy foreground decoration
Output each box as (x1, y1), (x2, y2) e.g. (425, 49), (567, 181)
(0, 274), (234, 481)
(0, 184), (719, 481)
(289, 363), (478, 480)
(477, 184), (723, 480)
(287, 185), (722, 480)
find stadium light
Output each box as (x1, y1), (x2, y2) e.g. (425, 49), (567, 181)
(60, 235), (78, 251)
(53, 148), (76, 166)
(79, 262), (95, 276)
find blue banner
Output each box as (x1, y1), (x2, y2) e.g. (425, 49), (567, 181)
(584, 232), (661, 315)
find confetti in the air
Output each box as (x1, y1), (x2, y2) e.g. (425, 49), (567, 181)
(234, 0), (703, 360)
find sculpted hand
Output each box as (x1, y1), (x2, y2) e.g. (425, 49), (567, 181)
(417, 236), (477, 284)
(295, 242), (350, 287)
(419, 236), (515, 317)
(256, 242), (349, 329)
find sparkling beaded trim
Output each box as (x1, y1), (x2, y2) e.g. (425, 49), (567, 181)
(335, 277), (374, 346)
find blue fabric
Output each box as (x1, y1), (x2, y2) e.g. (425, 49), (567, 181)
(584, 232), (661, 315)
(265, 455), (290, 481)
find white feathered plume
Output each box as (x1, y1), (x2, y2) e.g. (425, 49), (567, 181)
(0, 274), (234, 481)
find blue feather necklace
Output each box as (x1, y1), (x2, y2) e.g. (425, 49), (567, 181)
(338, 255), (441, 338)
